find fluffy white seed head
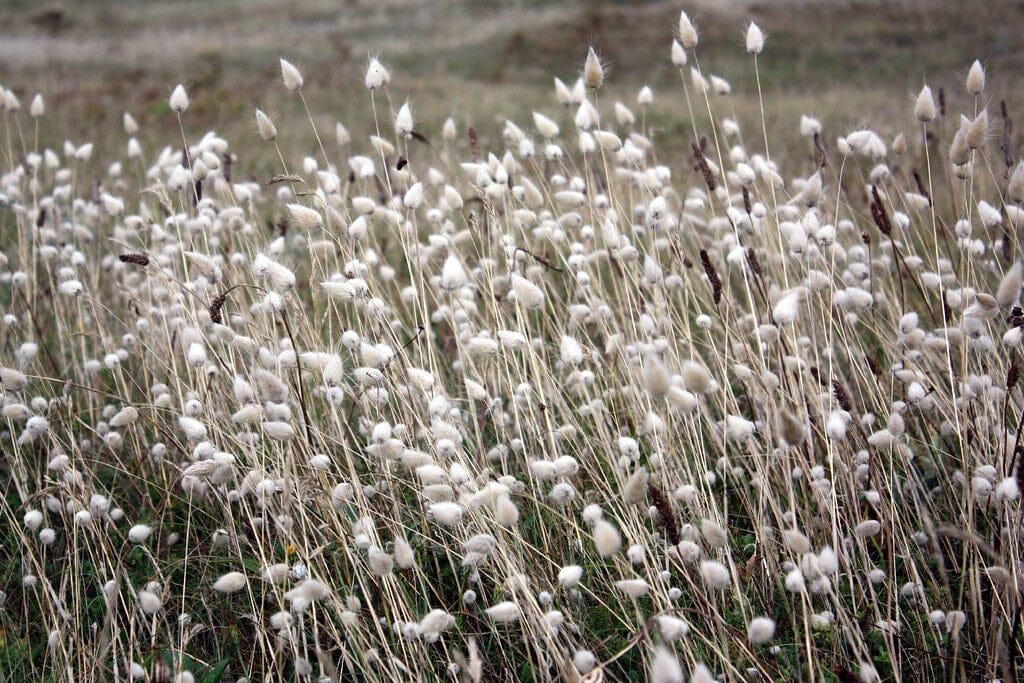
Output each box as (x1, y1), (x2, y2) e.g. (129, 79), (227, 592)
(280, 58), (304, 91)
(485, 601), (520, 623)
(855, 520), (882, 537)
(336, 121), (351, 146)
(783, 529), (811, 553)
(24, 510), (43, 530)
(584, 46), (604, 89)
(690, 664), (715, 683)
(656, 615), (690, 641)
(395, 101), (414, 138)
(746, 22), (764, 54)
(419, 609), (455, 642)
(670, 39), (687, 67)
(442, 117), (456, 140)
(213, 571), (247, 593)
(404, 182), (424, 210)
(440, 254), (468, 291)
(1, 367), (28, 391)
(649, 646), (683, 683)
(614, 578), (650, 598)
(367, 547), (394, 576)
(859, 664), (880, 683)
(560, 335), (584, 366)
(966, 59), (985, 95)
(262, 421), (295, 441)
(495, 495), (519, 527)
(365, 57), (391, 90)
(700, 560), (731, 589)
(255, 109), (277, 141)
(30, 93), (44, 118)
(914, 85), (936, 123)
(128, 524), (152, 543)
(573, 650), (596, 674)
(533, 112), (560, 139)
(284, 579), (329, 613)
(287, 204), (323, 231)
(428, 502), (464, 526)
(138, 590), (163, 614)
(678, 11), (698, 48)
(592, 518), (622, 557)
(996, 261), (1023, 308)
(773, 288), (804, 325)
(558, 565), (583, 588)
(510, 274), (545, 310)
(109, 406), (139, 428)
(747, 616), (776, 644)
(169, 84), (189, 112)
(1008, 161), (1024, 204)
(996, 477), (1020, 501)
(701, 518), (728, 548)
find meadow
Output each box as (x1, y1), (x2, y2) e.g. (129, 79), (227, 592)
(2, 0), (1024, 681)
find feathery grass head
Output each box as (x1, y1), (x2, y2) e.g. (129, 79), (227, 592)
(255, 109), (277, 141)
(584, 46), (605, 90)
(966, 59), (985, 95)
(678, 11), (698, 48)
(745, 22), (764, 54)
(279, 58), (303, 91)
(365, 56), (390, 90)
(169, 84), (189, 112)
(914, 85), (936, 123)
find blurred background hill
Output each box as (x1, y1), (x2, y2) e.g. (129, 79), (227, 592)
(1, 0), (1021, 164)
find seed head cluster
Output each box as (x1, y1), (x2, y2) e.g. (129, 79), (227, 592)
(0, 9), (1021, 683)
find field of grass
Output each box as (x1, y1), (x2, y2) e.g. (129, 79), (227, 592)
(2, 0), (1024, 681)
(2, 0), (1022, 158)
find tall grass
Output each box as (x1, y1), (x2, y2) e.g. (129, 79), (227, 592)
(1, 10), (1023, 682)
